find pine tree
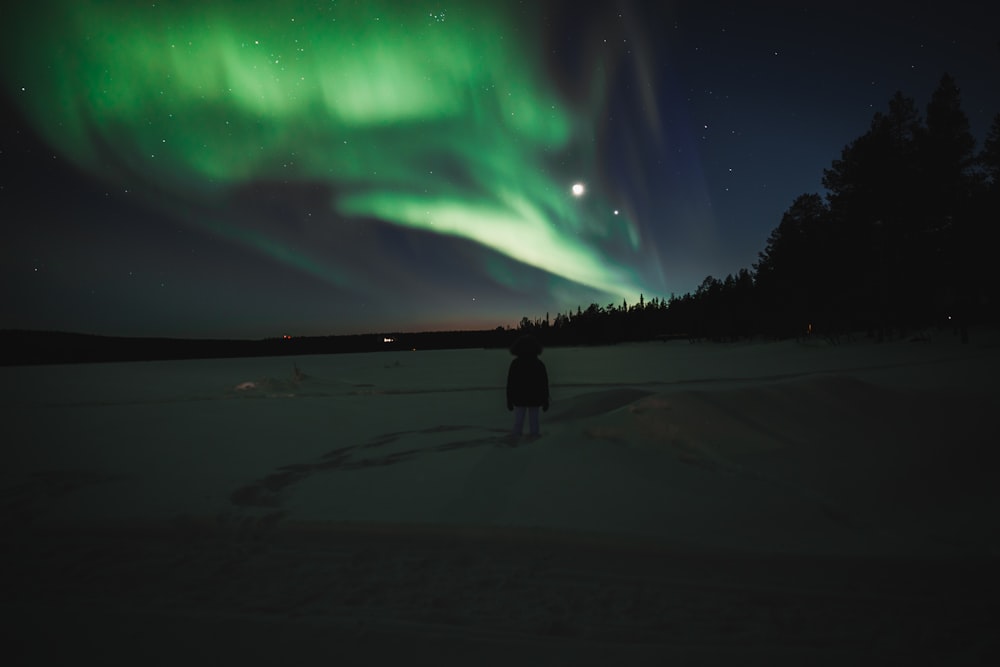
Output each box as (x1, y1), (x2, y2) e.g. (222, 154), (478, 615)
(922, 74), (976, 247)
(980, 113), (1000, 189)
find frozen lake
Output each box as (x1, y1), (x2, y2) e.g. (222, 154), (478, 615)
(3, 335), (998, 664)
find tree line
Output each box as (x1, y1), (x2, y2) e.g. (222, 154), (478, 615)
(517, 73), (999, 346)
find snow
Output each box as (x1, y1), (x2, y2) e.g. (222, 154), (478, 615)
(3, 333), (999, 664)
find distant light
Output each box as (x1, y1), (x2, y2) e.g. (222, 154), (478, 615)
(383, 336), (395, 343)
(571, 182), (585, 197)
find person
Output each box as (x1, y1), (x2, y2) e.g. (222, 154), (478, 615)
(506, 335), (549, 437)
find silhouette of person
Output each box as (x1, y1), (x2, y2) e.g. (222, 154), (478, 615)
(506, 335), (549, 437)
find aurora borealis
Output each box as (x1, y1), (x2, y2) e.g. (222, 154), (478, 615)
(4, 1), (656, 324)
(3, 1), (998, 337)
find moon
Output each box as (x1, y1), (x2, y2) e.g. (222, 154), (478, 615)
(571, 182), (585, 197)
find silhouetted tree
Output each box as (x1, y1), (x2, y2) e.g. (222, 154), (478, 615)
(754, 193), (833, 336)
(921, 74), (980, 338)
(980, 113), (1000, 187)
(822, 91), (927, 339)
(979, 115), (1000, 323)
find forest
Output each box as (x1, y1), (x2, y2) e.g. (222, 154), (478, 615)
(517, 74), (1000, 346)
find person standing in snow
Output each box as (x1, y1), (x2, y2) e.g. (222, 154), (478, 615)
(506, 335), (549, 437)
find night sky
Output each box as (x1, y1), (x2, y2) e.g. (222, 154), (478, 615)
(2, 0), (998, 339)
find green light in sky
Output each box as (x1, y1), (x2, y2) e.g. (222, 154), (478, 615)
(3, 0), (660, 302)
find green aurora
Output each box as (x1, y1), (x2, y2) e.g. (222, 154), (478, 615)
(3, 0), (661, 307)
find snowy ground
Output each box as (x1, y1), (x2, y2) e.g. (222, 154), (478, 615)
(3, 332), (999, 664)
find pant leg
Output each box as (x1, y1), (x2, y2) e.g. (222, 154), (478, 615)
(527, 406), (540, 435)
(512, 405), (526, 435)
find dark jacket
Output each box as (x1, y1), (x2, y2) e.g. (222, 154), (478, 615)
(506, 355), (549, 409)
